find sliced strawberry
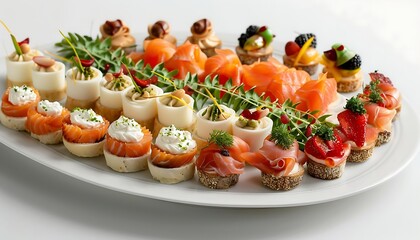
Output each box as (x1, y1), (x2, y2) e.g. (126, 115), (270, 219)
(337, 109), (366, 147)
(369, 71), (393, 86)
(305, 136), (328, 159)
(285, 41), (300, 56)
(325, 131), (344, 157)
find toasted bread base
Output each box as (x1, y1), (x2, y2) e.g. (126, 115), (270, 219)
(235, 46), (273, 65)
(104, 149), (150, 172)
(63, 138), (105, 157)
(31, 130), (63, 145)
(65, 96), (98, 112)
(93, 99), (122, 123)
(197, 171), (239, 189)
(7, 78), (33, 88)
(282, 56), (319, 76)
(347, 146), (374, 163)
(148, 159), (195, 184)
(37, 88), (66, 102)
(376, 130), (391, 146)
(307, 159), (346, 180)
(261, 164), (304, 191)
(324, 68), (363, 93)
(0, 109), (27, 131)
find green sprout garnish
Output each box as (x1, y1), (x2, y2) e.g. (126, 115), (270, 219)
(270, 125), (294, 150)
(345, 96), (366, 115)
(313, 123), (335, 141)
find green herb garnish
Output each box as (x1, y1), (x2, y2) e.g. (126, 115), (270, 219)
(208, 130), (233, 148)
(313, 123), (335, 141)
(345, 96), (366, 115)
(270, 125), (294, 149)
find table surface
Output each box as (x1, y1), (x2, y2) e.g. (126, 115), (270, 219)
(1, 0), (419, 239)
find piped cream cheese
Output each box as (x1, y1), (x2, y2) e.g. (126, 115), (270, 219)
(108, 116), (143, 143)
(155, 125), (196, 154)
(8, 85), (37, 105)
(37, 100), (63, 116)
(70, 108), (104, 128)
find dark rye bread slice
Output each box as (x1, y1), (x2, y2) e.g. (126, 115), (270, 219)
(347, 146), (374, 163)
(282, 55), (319, 76)
(307, 158), (346, 180)
(323, 68), (363, 93)
(235, 46), (273, 65)
(197, 171), (239, 189)
(261, 164), (304, 191)
(376, 130), (392, 146)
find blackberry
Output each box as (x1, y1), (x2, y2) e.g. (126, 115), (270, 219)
(246, 25), (259, 38)
(220, 149), (230, 157)
(339, 54), (362, 70)
(238, 33), (248, 48)
(294, 33), (317, 48)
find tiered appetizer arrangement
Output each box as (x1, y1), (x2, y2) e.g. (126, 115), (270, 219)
(0, 19), (403, 191)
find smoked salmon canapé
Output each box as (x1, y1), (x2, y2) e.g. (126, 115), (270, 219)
(26, 100), (70, 144)
(62, 108), (109, 157)
(196, 130), (250, 189)
(0, 85), (40, 131)
(104, 116), (152, 173)
(304, 124), (351, 180)
(199, 49), (242, 86)
(336, 97), (378, 163)
(241, 125), (307, 191)
(148, 125), (197, 184)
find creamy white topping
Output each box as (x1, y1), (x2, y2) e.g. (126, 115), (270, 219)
(155, 125), (196, 154)
(277, 163), (300, 177)
(9, 50), (41, 62)
(8, 85), (37, 105)
(108, 116), (143, 143)
(70, 108), (104, 128)
(37, 100), (63, 116)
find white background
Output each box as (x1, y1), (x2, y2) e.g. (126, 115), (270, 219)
(1, 0), (420, 239)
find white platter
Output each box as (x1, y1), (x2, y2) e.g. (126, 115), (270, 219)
(1, 39), (419, 208)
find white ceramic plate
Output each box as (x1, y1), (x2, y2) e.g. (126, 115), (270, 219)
(1, 39), (419, 208)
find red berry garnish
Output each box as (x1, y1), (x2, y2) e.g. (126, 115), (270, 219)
(133, 76), (150, 88)
(337, 45), (345, 51)
(285, 41), (301, 56)
(323, 49), (337, 61)
(18, 38), (30, 46)
(337, 109), (366, 147)
(103, 63), (111, 73)
(112, 68), (123, 78)
(241, 108), (269, 120)
(241, 109), (253, 119)
(305, 136), (328, 159)
(280, 114), (290, 124)
(369, 71), (393, 86)
(305, 125), (313, 137)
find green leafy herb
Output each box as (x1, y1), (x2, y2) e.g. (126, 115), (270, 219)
(313, 123), (335, 141)
(0, 20), (23, 55)
(345, 96), (366, 114)
(208, 130), (233, 148)
(368, 80), (383, 104)
(270, 125), (294, 149)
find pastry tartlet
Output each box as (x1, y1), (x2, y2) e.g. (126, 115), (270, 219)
(100, 19), (136, 53)
(196, 130), (249, 189)
(6, 37), (43, 87)
(321, 43), (363, 92)
(0, 85), (40, 131)
(62, 108), (109, 157)
(232, 108), (273, 152)
(26, 100), (69, 144)
(283, 33), (320, 75)
(236, 25), (274, 65)
(149, 125), (197, 184)
(32, 56), (66, 102)
(185, 18), (222, 57)
(65, 58), (103, 111)
(143, 20), (177, 50)
(94, 70), (132, 123)
(242, 126), (307, 191)
(104, 116), (152, 172)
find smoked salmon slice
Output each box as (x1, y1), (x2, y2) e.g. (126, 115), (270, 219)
(1, 88), (40, 118)
(151, 145), (197, 168)
(62, 115), (109, 144)
(105, 126), (152, 158)
(164, 41), (207, 80)
(364, 103), (396, 132)
(293, 74), (337, 117)
(199, 49), (242, 86)
(128, 38), (176, 67)
(196, 136), (249, 176)
(26, 106), (70, 135)
(241, 139), (306, 176)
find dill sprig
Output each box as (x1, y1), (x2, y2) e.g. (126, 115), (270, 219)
(270, 125), (294, 150)
(208, 130), (233, 148)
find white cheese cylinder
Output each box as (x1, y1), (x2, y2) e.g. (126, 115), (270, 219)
(121, 85), (163, 122)
(232, 117), (273, 152)
(195, 105), (236, 139)
(32, 62), (66, 91)
(99, 75), (132, 109)
(157, 94), (194, 129)
(6, 52), (43, 86)
(66, 67), (103, 101)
